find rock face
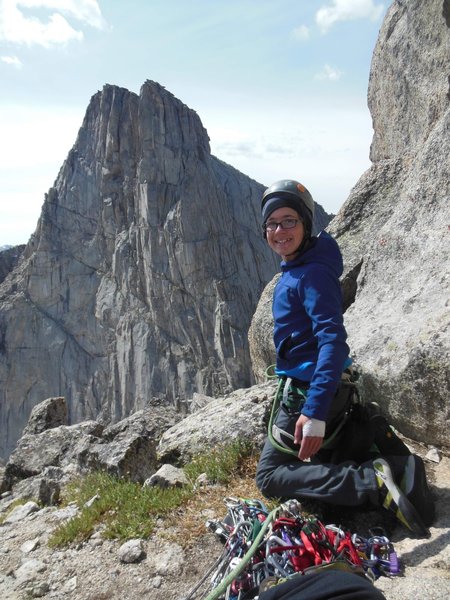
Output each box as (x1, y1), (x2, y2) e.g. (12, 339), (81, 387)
(249, 0), (450, 447)
(157, 380), (276, 464)
(0, 80), (333, 461)
(1, 396), (181, 494)
(22, 397), (67, 436)
(0, 244), (25, 284)
(0, 82), (277, 460)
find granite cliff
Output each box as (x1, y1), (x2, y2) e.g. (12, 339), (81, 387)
(0, 82), (276, 460)
(0, 79), (332, 460)
(0, 245), (25, 285)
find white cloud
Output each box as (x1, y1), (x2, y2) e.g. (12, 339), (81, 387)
(314, 64), (343, 81)
(292, 24), (310, 42)
(205, 103), (373, 215)
(1, 53), (22, 66)
(38, 0), (106, 29)
(316, 0), (384, 33)
(0, 0), (106, 47)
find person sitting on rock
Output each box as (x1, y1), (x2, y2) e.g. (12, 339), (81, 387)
(255, 179), (435, 537)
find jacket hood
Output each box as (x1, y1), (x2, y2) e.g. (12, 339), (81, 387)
(280, 231), (343, 278)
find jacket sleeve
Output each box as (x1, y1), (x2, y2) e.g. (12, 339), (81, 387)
(299, 265), (349, 421)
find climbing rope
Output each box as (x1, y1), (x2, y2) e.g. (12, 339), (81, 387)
(184, 498), (399, 600)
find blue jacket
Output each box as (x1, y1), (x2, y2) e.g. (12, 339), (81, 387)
(273, 231), (350, 421)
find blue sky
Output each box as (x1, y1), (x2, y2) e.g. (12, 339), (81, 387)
(0, 0), (388, 246)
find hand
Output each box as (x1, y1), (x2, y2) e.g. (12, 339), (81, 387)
(294, 414), (323, 460)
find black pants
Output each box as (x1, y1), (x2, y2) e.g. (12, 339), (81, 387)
(259, 570), (386, 600)
(256, 382), (408, 506)
(256, 436), (382, 506)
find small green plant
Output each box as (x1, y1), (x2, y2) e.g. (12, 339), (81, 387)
(48, 439), (255, 548)
(49, 471), (190, 547)
(184, 438), (254, 485)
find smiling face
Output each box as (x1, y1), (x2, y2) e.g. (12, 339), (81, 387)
(265, 206), (305, 261)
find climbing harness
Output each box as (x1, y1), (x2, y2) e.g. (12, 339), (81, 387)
(182, 498), (399, 600)
(267, 369), (361, 457)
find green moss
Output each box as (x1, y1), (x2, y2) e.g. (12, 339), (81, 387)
(48, 439), (255, 548)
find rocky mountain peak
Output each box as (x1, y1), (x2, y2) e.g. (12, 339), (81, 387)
(1, 80), (292, 460)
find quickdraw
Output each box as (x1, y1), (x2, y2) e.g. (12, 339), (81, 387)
(182, 498), (400, 600)
(351, 527), (400, 578)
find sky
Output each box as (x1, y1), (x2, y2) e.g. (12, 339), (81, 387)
(0, 0), (389, 247)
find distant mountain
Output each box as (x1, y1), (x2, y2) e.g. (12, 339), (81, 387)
(0, 80), (332, 459)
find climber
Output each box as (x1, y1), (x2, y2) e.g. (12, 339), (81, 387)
(255, 179), (435, 537)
